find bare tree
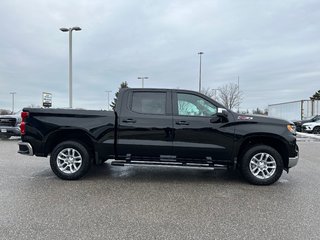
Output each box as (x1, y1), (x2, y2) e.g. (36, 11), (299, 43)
(217, 83), (243, 110)
(252, 108), (264, 115)
(200, 87), (216, 99)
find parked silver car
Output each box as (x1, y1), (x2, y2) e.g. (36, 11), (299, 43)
(302, 120), (320, 134)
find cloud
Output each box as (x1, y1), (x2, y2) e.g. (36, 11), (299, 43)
(0, 0), (319, 112)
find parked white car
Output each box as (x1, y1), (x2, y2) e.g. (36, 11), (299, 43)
(302, 120), (320, 134)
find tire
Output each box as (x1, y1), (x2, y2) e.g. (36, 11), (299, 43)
(313, 126), (320, 134)
(50, 141), (91, 180)
(240, 145), (283, 185)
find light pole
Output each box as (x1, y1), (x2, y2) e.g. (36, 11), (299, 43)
(138, 77), (148, 88)
(105, 90), (112, 110)
(60, 26), (82, 108)
(237, 76), (240, 113)
(9, 92), (16, 114)
(198, 52), (204, 92)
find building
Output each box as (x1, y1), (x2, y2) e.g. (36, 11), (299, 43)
(268, 100), (320, 121)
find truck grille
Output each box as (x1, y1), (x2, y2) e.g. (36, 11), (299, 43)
(0, 118), (16, 127)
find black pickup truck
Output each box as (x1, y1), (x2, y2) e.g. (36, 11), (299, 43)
(18, 88), (299, 185)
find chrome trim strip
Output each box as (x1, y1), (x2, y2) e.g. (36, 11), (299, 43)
(18, 142), (33, 156)
(288, 155), (299, 168)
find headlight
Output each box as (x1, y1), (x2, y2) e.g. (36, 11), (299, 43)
(287, 124), (296, 134)
(303, 125), (312, 130)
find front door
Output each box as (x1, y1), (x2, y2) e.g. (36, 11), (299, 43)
(172, 91), (234, 162)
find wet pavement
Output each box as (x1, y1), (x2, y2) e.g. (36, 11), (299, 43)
(0, 138), (320, 240)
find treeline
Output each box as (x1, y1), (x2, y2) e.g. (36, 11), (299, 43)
(0, 109), (11, 115)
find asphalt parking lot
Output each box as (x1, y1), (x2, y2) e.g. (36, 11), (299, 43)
(1, 138), (320, 240)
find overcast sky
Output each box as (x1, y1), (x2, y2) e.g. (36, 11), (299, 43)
(0, 0), (319, 112)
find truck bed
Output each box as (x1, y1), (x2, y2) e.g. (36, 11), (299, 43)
(21, 108), (116, 158)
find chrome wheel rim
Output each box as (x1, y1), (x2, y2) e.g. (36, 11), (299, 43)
(57, 148), (82, 174)
(249, 152), (276, 180)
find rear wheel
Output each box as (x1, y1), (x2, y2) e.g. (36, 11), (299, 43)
(50, 141), (91, 180)
(240, 145), (283, 185)
(313, 126), (320, 134)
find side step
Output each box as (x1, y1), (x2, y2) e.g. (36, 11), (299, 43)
(110, 160), (228, 170)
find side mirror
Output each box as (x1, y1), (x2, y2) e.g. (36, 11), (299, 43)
(217, 108), (228, 118)
(210, 108), (228, 123)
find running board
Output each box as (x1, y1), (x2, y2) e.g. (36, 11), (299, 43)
(110, 160), (228, 170)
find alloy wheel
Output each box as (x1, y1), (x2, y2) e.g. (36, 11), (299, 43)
(249, 152), (277, 180)
(56, 148), (82, 174)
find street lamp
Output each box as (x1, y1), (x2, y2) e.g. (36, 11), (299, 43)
(137, 77), (148, 88)
(198, 52), (204, 92)
(9, 92), (16, 114)
(105, 90), (112, 111)
(237, 76), (240, 113)
(60, 26), (82, 108)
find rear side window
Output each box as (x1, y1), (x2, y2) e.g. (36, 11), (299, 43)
(131, 92), (166, 115)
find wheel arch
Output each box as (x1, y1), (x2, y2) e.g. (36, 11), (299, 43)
(313, 126), (320, 134)
(44, 129), (95, 160)
(236, 134), (289, 170)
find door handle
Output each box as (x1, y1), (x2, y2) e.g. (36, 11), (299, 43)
(175, 121), (189, 125)
(122, 119), (136, 123)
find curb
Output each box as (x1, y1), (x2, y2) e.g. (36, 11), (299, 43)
(297, 132), (320, 140)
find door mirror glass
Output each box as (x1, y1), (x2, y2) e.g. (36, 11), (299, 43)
(217, 108), (228, 118)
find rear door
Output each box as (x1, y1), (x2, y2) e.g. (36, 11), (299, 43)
(172, 90), (234, 162)
(117, 89), (173, 159)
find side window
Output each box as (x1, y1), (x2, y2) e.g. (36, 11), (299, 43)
(177, 93), (217, 117)
(131, 92), (166, 115)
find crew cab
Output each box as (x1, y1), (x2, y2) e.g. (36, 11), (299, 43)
(18, 88), (299, 185)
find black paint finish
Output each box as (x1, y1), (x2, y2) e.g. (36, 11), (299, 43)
(20, 88), (298, 169)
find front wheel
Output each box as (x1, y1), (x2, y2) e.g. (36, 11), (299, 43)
(313, 126), (320, 134)
(240, 145), (283, 185)
(50, 141), (91, 180)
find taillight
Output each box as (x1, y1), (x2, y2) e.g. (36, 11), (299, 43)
(20, 112), (29, 135)
(21, 112), (29, 120)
